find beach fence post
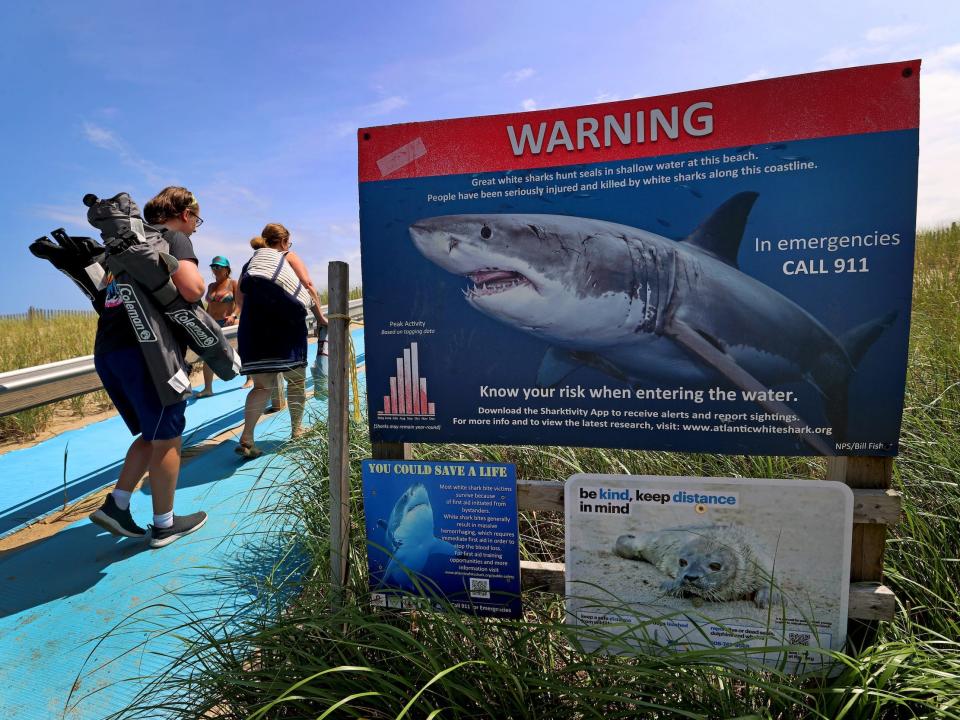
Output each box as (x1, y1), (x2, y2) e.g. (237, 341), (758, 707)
(826, 455), (895, 647)
(372, 442), (412, 461)
(328, 261), (351, 603)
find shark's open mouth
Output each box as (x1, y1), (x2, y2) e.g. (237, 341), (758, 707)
(465, 268), (534, 298)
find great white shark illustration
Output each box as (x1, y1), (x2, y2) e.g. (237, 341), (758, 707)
(378, 482), (456, 587)
(408, 192), (894, 452)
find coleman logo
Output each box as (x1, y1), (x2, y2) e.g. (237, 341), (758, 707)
(117, 284), (157, 342)
(167, 310), (217, 347)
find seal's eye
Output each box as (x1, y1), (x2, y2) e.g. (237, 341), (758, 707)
(480, 225), (492, 239)
(709, 562), (723, 572)
(678, 558), (688, 567)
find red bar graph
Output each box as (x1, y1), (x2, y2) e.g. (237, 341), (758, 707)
(378, 342), (435, 418)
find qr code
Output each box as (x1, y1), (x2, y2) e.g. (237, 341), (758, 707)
(788, 632), (812, 646)
(469, 577), (490, 599)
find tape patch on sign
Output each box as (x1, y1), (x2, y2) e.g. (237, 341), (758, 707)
(377, 138), (427, 177)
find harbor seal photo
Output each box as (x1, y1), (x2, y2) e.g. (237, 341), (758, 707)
(614, 525), (778, 608)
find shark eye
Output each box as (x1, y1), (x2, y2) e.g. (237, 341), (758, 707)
(709, 562), (723, 572)
(480, 225), (492, 239)
(678, 558), (688, 568)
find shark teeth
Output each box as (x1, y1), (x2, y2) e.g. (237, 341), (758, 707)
(465, 268), (534, 298)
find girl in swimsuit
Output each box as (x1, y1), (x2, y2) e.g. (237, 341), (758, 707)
(196, 256), (245, 397)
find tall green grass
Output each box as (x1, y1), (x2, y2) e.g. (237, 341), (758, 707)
(885, 223), (960, 634)
(106, 226), (960, 719)
(0, 310), (103, 440)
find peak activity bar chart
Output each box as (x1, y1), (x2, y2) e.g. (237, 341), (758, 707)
(378, 342), (435, 419)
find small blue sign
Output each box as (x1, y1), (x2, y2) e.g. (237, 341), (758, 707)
(362, 459), (521, 618)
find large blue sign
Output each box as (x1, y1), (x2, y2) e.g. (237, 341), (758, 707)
(358, 64), (919, 456)
(362, 460), (521, 617)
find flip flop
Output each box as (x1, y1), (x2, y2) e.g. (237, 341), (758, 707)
(234, 442), (264, 459)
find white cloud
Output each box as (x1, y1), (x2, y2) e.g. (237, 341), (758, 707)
(918, 48), (960, 226)
(521, 98), (537, 112)
(82, 122), (121, 151)
(865, 24), (920, 44)
(32, 204), (89, 230)
(281, 220), (364, 293)
(336, 95), (410, 137)
(504, 67), (535, 83)
(81, 122), (165, 186)
(593, 91), (621, 103)
(334, 121), (359, 138)
(328, 221), (361, 237)
(925, 43), (960, 72)
(741, 68), (771, 83)
(199, 178), (270, 214)
(189, 228), (256, 271)
(818, 45), (874, 69)
(363, 95), (408, 116)
(820, 23), (921, 71)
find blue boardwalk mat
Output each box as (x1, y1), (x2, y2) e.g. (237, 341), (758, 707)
(0, 327), (366, 718)
(0, 330), (365, 538)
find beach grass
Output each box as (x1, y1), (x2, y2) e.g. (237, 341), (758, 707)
(0, 310), (106, 440)
(95, 222), (960, 719)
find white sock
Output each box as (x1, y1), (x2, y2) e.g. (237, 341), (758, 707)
(153, 511), (174, 529)
(111, 490), (132, 511)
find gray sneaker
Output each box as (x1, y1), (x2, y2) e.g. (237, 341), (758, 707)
(149, 511), (208, 548)
(90, 493), (147, 538)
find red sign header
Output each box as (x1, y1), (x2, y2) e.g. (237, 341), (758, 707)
(358, 60), (920, 183)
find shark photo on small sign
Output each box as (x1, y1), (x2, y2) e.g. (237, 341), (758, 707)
(564, 474), (853, 672)
(362, 460), (522, 618)
(358, 62), (918, 456)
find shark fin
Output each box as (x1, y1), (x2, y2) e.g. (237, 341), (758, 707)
(840, 311), (897, 367)
(536, 347), (580, 387)
(382, 558), (415, 587)
(667, 318), (833, 454)
(539, 347), (636, 388)
(822, 383), (850, 444)
(429, 537), (456, 557)
(682, 191), (758, 268)
(570, 351), (632, 383)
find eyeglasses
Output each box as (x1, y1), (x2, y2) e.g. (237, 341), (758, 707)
(188, 211), (204, 228)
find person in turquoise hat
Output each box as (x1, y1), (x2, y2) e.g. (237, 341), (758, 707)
(196, 255), (243, 397)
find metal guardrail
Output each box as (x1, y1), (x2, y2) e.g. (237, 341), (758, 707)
(0, 298), (363, 417)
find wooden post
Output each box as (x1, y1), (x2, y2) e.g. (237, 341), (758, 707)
(270, 373), (285, 410)
(328, 262), (351, 602)
(372, 442), (412, 461)
(826, 455), (894, 648)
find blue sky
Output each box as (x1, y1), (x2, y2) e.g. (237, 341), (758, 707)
(2, 0), (958, 313)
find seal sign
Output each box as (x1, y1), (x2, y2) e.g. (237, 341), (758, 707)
(614, 525), (778, 608)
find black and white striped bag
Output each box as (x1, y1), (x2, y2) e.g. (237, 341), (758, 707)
(241, 248), (313, 307)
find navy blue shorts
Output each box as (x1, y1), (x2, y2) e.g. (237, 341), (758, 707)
(95, 347), (187, 441)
